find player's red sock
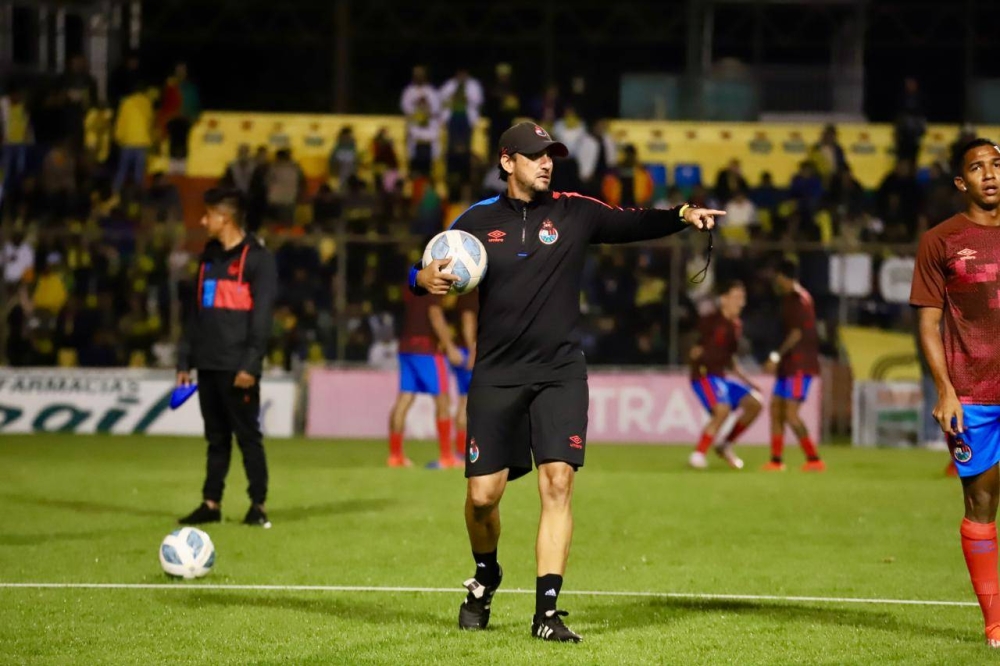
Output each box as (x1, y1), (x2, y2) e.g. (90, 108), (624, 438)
(389, 431), (404, 458)
(799, 434), (820, 460)
(695, 432), (714, 454)
(770, 434), (784, 461)
(437, 419), (452, 460)
(726, 422), (748, 443)
(455, 429), (466, 458)
(960, 519), (1000, 628)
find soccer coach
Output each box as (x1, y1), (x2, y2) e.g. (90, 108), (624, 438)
(413, 121), (721, 642)
(176, 187), (278, 529)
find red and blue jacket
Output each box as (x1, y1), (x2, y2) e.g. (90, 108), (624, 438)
(178, 234), (277, 375)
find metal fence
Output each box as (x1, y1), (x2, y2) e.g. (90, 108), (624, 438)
(330, 226), (919, 369)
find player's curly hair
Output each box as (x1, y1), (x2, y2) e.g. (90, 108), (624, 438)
(954, 137), (998, 175)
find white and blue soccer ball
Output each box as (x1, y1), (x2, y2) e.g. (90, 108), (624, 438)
(159, 527), (216, 579)
(422, 230), (488, 295)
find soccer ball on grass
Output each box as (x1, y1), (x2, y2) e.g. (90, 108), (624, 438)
(159, 527), (216, 579)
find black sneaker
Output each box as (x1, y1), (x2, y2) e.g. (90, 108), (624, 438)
(243, 505), (272, 528)
(458, 565), (503, 630)
(531, 610), (582, 642)
(178, 503), (221, 525)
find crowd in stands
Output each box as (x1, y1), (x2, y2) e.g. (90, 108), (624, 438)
(0, 53), (198, 367)
(0, 60), (967, 371)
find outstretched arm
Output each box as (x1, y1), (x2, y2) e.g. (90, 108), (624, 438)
(584, 195), (722, 244)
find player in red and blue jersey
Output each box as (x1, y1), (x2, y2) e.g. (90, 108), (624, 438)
(439, 291), (479, 468)
(388, 288), (464, 467)
(911, 138), (1000, 648)
(762, 259), (825, 472)
(688, 280), (762, 470)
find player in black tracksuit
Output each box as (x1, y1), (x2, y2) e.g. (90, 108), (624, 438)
(176, 187), (278, 528)
(412, 122), (722, 642)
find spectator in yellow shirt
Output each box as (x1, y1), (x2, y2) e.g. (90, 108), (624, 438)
(33, 256), (68, 316)
(1, 88), (32, 190)
(113, 85), (154, 194)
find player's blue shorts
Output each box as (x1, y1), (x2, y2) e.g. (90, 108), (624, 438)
(691, 375), (752, 412)
(451, 348), (472, 397)
(399, 353), (449, 395)
(775, 374), (813, 402)
(949, 405), (1000, 478)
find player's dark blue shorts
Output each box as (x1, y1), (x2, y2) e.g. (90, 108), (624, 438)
(450, 348), (473, 396)
(774, 374), (813, 402)
(398, 353), (449, 395)
(948, 405), (1000, 478)
(691, 375), (752, 412)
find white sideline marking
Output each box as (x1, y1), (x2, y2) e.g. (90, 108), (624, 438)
(0, 583), (977, 607)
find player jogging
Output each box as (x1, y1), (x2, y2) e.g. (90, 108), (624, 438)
(688, 279), (762, 470)
(388, 287), (464, 468)
(911, 138), (1000, 648)
(762, 260), (825, 472)
(412, 121), (721, 642)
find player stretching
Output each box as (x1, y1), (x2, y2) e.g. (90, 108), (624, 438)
(912, 138), (1000, 648)
(388, 287), (464, 468)
(688, 279), (762, 470)
(762, 260), (825, 471)
(413, 121), (721, 642)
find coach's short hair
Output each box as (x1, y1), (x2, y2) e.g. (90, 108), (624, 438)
(776, 259), (799, 280)
(203, 187), (246, 224)
(954, 137), (998, 175)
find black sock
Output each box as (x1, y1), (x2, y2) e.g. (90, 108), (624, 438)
(472, 550), (499, 586)
(771, 456), (783, 464)
(535, 573), (563, 616)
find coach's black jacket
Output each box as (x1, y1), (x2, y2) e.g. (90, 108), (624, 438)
(177, 234), (277, 376)
(410, 192), (689, 386)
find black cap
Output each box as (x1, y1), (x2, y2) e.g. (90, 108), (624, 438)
(498, 122), (569, 162)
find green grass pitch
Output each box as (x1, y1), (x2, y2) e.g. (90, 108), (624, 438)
(0, 435), (992, 664)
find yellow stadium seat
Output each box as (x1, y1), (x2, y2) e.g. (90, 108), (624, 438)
(815, 209), (834, 243)
(778, 199), (799, 219)
(57, 348), (78, 367)
(720, 226), (751, 244)
(757, 208), (773, 233)
(294, 203), (313, 226)
(184, 113), (1000, 188)
(270, 349), (285, 367)
(308, 342), (325, 363)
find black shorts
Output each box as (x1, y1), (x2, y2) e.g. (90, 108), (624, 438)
(464, 378), (589, 481)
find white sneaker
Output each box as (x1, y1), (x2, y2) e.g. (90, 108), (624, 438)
(688, 451), (708, 469)
(715, 445), (745, 470)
